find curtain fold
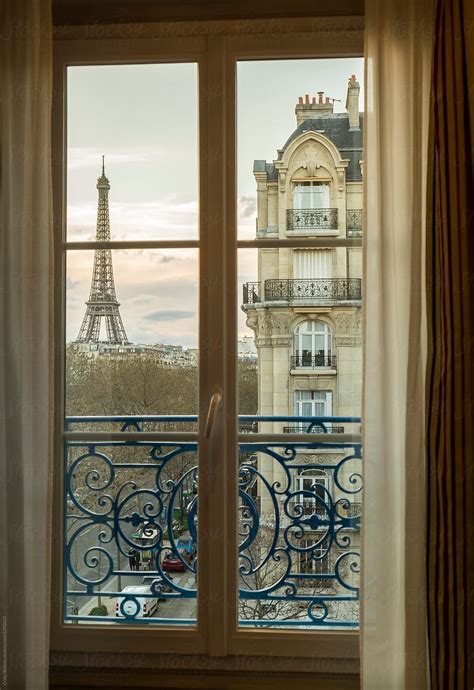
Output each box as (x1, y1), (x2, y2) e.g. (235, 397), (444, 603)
(362, 1), (434, 688)
(427, 1), (474, 688)
(0, 2), (53, 689)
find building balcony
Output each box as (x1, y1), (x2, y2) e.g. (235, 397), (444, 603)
(287, 208), (338, 232)
(291, 354), (336, 370)
(284, 208), (363, 235)
(346, 208), (363, 237)
(242, 281), (261, 305)
(242, 278), (362, 305)
(65, 414), (361, 628)
(282, 423), (344, 434)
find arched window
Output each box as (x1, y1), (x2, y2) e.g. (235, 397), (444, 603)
(294, 320), (333, 367)
(294, 468), (329, 516)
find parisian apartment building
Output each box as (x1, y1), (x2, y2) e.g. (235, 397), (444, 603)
(242, 75), (363, 526)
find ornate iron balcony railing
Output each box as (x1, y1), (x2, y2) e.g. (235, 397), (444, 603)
(346, 208), (362, 237)
(242, 282), (261, 304)
(282, 424), (345, 434)
(287, 208), (338, 231)
(64, 414), (361, 629)
(291, 354), (336, 369)
(242, 278), (362, 305)
(264, 278), (362, 302)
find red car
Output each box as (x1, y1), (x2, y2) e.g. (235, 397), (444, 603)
(162, 549), (191, 573)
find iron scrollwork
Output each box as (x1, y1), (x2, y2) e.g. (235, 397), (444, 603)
(287, 208), (338, 231)
(65, 414), (362, 629)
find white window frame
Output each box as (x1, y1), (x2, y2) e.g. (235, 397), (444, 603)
(51, 17), (363, 674)
(294, 468), (330, 515)
(294, 320), (333, 367)
(295, 390), (333, 418)
(298, 537), (331, 577)
(293, 181), (331, 210)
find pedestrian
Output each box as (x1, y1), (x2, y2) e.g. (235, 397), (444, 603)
(134, 550), (141, 570)
(128, 547), (138, 571)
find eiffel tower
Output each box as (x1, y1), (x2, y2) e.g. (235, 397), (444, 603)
(76, 158), (129, 344)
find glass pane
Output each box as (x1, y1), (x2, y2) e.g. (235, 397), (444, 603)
(66, 249), (198, 424)
(65, 248), (199, 626)
(67, 64), (198, 241)
(65, 441), (198, 625)
(237, 57), (363, 630)
(238, 59), (364, 240)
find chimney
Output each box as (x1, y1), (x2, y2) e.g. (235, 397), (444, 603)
(345, 74), (360, 130)
(295, 90), (333, 126)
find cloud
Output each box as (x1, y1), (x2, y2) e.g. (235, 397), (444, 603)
(67, 199), (198, 241)
(144, 310), (194, 322)
(238, 195), (256, 218)
(67, 147), (164, 171)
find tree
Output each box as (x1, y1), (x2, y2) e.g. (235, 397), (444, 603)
(238, 524), (359, 625)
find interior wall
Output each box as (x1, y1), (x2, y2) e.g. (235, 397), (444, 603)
(53, 0), (364, 25)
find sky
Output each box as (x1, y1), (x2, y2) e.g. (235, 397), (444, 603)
(66, 58), (364, 346)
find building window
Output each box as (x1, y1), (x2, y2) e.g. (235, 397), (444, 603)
(293, 249), (333, 280)
(294, 468), (329, 516)
(294, 320), (333, 367)
(293, 181), (330, 209)
(295, 390), (333, 419)
(298, 538), (331, 580)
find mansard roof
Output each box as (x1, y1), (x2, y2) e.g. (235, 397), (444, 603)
(254, 112), (364, 183)
(253, 160), (279, 182)
(281, 113), (364, 182)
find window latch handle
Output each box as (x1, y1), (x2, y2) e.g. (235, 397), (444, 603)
(204, 388), (222, 439)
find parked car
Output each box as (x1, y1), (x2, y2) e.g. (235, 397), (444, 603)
(162, 549), (191, 573)
(141, 575), (174, 601)
(115, 585), (158, 618)
(176, 532), (196, 558)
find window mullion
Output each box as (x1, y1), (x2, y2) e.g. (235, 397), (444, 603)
(199, 35), (236, 657)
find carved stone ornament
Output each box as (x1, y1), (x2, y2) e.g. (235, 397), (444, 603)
(258, 310), (273, 336)
(337, 168), (345, 191)
(300, 453), (344, 465)
(245, 312), (258, 335)
(272, 313), (293, 336)
(272, 336), (292, 347)
(333, 311), (362, 335)
(334, 336), (362, 347)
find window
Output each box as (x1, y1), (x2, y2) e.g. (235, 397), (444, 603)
(293, 320), (333, 368)
(293, 249), (333, 279)
(298, 538), (331, 583)
(294, 468), (329, 516)
(53, 22), (363, 668)
(293, 181), (330, 209)
(295, 390), (333, 418)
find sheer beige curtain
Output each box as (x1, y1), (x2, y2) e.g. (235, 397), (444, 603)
(0, 1), (53, 689)
(362, 1), (434, 688)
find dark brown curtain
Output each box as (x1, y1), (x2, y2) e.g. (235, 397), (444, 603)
(427, 0), (474, 688)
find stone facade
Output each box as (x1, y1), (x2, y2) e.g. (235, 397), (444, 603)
(242, 76), (363, 523)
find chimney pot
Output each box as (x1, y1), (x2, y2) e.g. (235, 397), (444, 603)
(295, 87), (334, 125)
(346, 75), (360, 130)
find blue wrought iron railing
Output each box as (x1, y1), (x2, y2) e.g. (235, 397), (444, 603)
(64, 415), (362, 628)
